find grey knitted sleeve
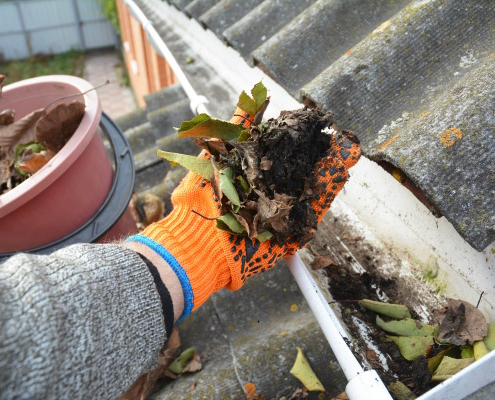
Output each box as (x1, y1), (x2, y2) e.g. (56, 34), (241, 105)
(0, 243), (168, 400)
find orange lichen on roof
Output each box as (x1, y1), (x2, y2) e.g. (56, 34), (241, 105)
(419, 111), (429, 119)
(439, 128), (462, 147)
(375, 134), (400, 155)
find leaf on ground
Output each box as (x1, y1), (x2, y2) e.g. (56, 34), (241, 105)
(119, 327), (181, 400)
(290, 387), (309, 399)
(311, 255), (338, 270)
(0, 109), (15, 126)
(473, 340), (489, 360)
(428, 347), (456, 374)
(216, 214), (246, 235)
(376, 316), (436, 337)
(290, 347), (325, 392)
(387, 335), (434, 361)
(255, 189), (293, 234)
(168, 347), (196, 375)
(0, 108), (46, 149)
(431, 356), (474, 382)
(437, 298), (487, 345)
(157, 150), (213, 179)
(182, 351), (202, 373)
(176, 113), (243, 141)
(358, 299), (411, 320)
(16, 150), (54, 174)
(388, 381), (416, 400)
(461, 345), (474, 359)
(483, 323), (495, 351)
(36, 101), (85, 153)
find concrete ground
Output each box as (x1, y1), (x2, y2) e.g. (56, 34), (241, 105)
(84, 51), (137, 120)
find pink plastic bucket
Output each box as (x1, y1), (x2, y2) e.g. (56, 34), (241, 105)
(0, 76), (113, 252)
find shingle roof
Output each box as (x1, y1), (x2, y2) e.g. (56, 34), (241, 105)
(162, 0), (495, 251)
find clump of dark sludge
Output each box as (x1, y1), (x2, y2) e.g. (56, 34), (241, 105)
(228, 106), (341, 246)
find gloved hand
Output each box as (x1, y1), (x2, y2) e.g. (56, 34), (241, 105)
(128, 107), (360, 321)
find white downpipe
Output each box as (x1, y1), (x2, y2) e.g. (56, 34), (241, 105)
(123, 0), (209, 115)
(286, 254), (393, 400)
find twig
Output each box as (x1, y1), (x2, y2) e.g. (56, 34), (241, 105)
(191, 209), (217, 220)
(476, 291), (484, 308)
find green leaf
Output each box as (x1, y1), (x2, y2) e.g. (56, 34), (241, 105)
(237, 175), (250, 192)
(237, 129), (251, 143)
(237, 91), (257, 117)
(169, 347), (195, 375)
(358, 299), (411, 319)
(461, 346), (474, 359)
(428, 347), (456, 374)
(157, 150), (213, 179)
(176, 113), (244, 140)
(387, 335), (434, 361)
(216, 214), (246, 234)
(483, 323), (495, 351)
(431, 356), (474, 382)
(251, 81), (267, 113)
(256, 231), (273, 243)
(388, 381), (416, 400)
(376, 316), (435, 336)
(220, 173), (240, 207)
(474, 340), (489, 360)
(290, 347), (325, 392)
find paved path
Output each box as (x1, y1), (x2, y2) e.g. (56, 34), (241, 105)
(84, 51), (137, 120)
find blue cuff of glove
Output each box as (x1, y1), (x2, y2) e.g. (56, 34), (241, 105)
(127, 234), (194, 323)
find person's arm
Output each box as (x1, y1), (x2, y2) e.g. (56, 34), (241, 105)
(0, 242), (181, 400)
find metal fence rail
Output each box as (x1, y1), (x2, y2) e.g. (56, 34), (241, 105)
(0, 0), (118, 61)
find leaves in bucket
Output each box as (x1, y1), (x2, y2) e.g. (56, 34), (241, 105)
(0, 109), (15, 126)
(176, 113), (244, 141)
(36, 100), (85, 153)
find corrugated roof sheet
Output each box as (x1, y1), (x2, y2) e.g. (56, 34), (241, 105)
(154, 0), (494, 251)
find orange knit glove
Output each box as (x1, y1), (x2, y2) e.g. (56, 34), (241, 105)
(128, 108), (360, 321)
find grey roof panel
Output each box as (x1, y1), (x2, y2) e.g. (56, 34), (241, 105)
(199, 0), (265, 37)
(301, 0), (495, 250)
(184, 0), (222, 19)
(252, 0), (411, 96)
(169, 0), (194, 10)
(223, 0), (316, 63)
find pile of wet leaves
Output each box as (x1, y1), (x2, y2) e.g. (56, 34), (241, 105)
(159, 81), (356, 246)
(0, 74), (86, 196)
(325, 266), (495, 399)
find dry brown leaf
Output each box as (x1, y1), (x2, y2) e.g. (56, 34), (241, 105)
(36, 101), (85, 153)
(289, 387), (309, 399)
(232, 211), (253, 238)
(194, 138), (229, 157)
(0, 158), (11, 187)
(437, 298), (487, 345)
(0, 108), (46, 149)
(330, 392), (349, 400)
(311, 255), (338, 270)
(259, 156), (272, 171)
(238, 141), (260, 187)
(143, 193), (165, 225)
(182, 352), (202, 373)
(210, 157), (223, 202)
(119, 327), (181, 400)
(255, 190), (293, 233)
(16, 150), (54, 174)
(0, 109), (15, 126)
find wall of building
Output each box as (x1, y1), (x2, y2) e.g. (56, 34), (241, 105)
(117, 0), (177, 108)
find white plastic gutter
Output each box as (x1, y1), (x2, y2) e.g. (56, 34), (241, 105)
(122, 0), (209, 115)
(122, 1), (391, 398)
